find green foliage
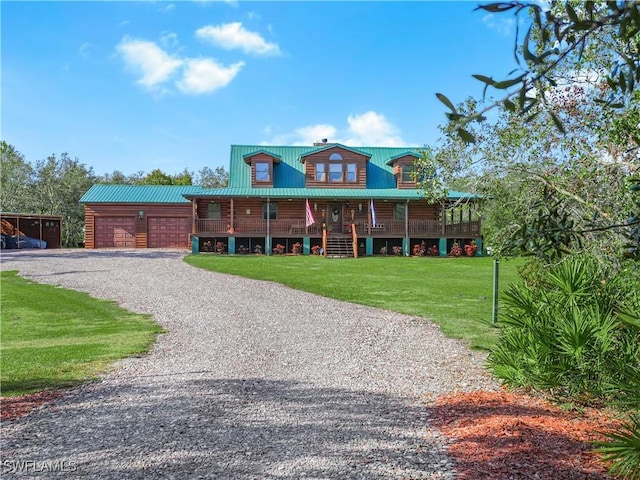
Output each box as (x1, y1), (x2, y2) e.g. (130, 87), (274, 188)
(0, 141), (34, 213)
(596, 414), (640, 480)
(0, 271), (163, 396)
(137, 168), (186, 185)
(488, 256), (640, 407)
(195, 165), (229, 188)
(440, 1), (640, 141)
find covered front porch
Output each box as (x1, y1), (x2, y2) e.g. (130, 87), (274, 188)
(190, 197), (481, 239)
(188, 195), (482, 256)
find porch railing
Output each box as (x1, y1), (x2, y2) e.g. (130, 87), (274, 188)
(195, 217), (480, 237)
(445, 221), (481, 236)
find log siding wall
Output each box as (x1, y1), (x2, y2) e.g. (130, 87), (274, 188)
(304, 146), (368, 188)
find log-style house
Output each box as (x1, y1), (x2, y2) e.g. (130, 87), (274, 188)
(80, 142), (482, 256)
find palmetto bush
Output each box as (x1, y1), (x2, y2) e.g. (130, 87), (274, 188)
(488, 256), (640, 478)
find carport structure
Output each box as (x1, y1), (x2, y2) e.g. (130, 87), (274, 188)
(0, 213), (62, 249)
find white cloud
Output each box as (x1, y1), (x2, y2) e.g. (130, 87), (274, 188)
(196, 22), (281, 56)
(482, 14), (515, 36)
(176, 58), (244, 94)
(262, 111), (411, 147)
(78, 42), (92, 59)
(159, 32), (179, 49)
(116, 37), (183, 89)
(157, 3), (175, 13)
(117, 35), (244, 95)
(342, 111), (406, 146)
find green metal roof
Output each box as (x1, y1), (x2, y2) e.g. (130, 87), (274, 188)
(242, 149), (282, 163)
(228, 144), (430, 189)
(182, 187), (478, 200)
(386, 151), (421, 165)
(80, 184), (201, 204)
(81, 145), (480, 204)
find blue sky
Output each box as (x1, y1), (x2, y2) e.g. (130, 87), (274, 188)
(2, 1), (518, 177)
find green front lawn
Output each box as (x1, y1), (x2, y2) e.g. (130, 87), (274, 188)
(0, 271), (163, 397)
(185, 255), (522, 350)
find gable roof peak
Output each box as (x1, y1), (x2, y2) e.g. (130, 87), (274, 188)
(299, 143), (372, 163)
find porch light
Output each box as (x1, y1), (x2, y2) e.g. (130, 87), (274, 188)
(138, 210), (144, 219)
(314, 202), (317, 212)
(358, 203), (363, 213)
(246, 208), (251, 215)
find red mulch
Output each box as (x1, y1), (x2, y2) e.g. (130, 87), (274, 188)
(1, 389), (623, 479)
(428, 390), (623, 480)
(1, 391), (63, 422)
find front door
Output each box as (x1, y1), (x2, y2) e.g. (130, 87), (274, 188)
(328, 203), (343, 233)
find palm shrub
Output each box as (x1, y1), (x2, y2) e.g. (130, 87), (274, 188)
(488, 255), (640, 478)
(488, 256), (639, 403)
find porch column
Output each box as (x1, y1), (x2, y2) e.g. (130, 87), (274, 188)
(191, 199), (197, 234)
(266, 198), (271, 255)
(230, 198), (235, 231)
(441, 203), (446, 236)
(404, 199), (409, 255)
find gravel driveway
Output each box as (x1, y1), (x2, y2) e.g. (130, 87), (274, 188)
(1, 249), (497, 479)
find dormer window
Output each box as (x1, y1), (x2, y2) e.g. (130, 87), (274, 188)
(243, 150), (280, 187)
(387, 152), (421, 189)
(401, 165), (415, 183)
(316, 163), (326, 182)
(255, 162), (270, 182)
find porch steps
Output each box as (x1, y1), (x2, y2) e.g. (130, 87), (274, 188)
(325, 236), (354, 258)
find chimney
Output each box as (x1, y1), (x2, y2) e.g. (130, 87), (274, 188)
(313, 138), (330, 146)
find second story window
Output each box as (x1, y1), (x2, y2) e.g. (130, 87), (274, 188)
(316, 163), (326, 182)
(346, 163), (357, 182)
(329, 163), (342, 182)
(401, 165), (415, 183)
(255, 162), (270, 182)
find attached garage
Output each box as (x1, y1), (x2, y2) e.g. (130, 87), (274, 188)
(80, 185), (200, 249)
(95, 216), (136, 248)
(147, 216), (190, 248)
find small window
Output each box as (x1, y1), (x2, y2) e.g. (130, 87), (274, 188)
(255, 162), (270, 182)
(329, 153), (343, 161)
(316, 163), (326, 182)
(329, 163), (342, 182)
(401, 165), (415, 182)
(394, 203), (406, 220)
(346, 163), (356, 182)
(207, 202), (222, 220)
(262, 203), (277, 220)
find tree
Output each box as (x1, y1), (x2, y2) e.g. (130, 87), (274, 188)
(432, 1), (640, 261)
(137, 169), (179, 185)
(0, 141), (35, 213)
(194, 166), (228, 188)
(32, 153), (95, 247)
(431, 4), (640, 477)
(437, 1), (640, 144)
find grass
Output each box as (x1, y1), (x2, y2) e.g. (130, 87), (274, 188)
(1, 270), (163, 397)
(184, 255), (523, 351)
